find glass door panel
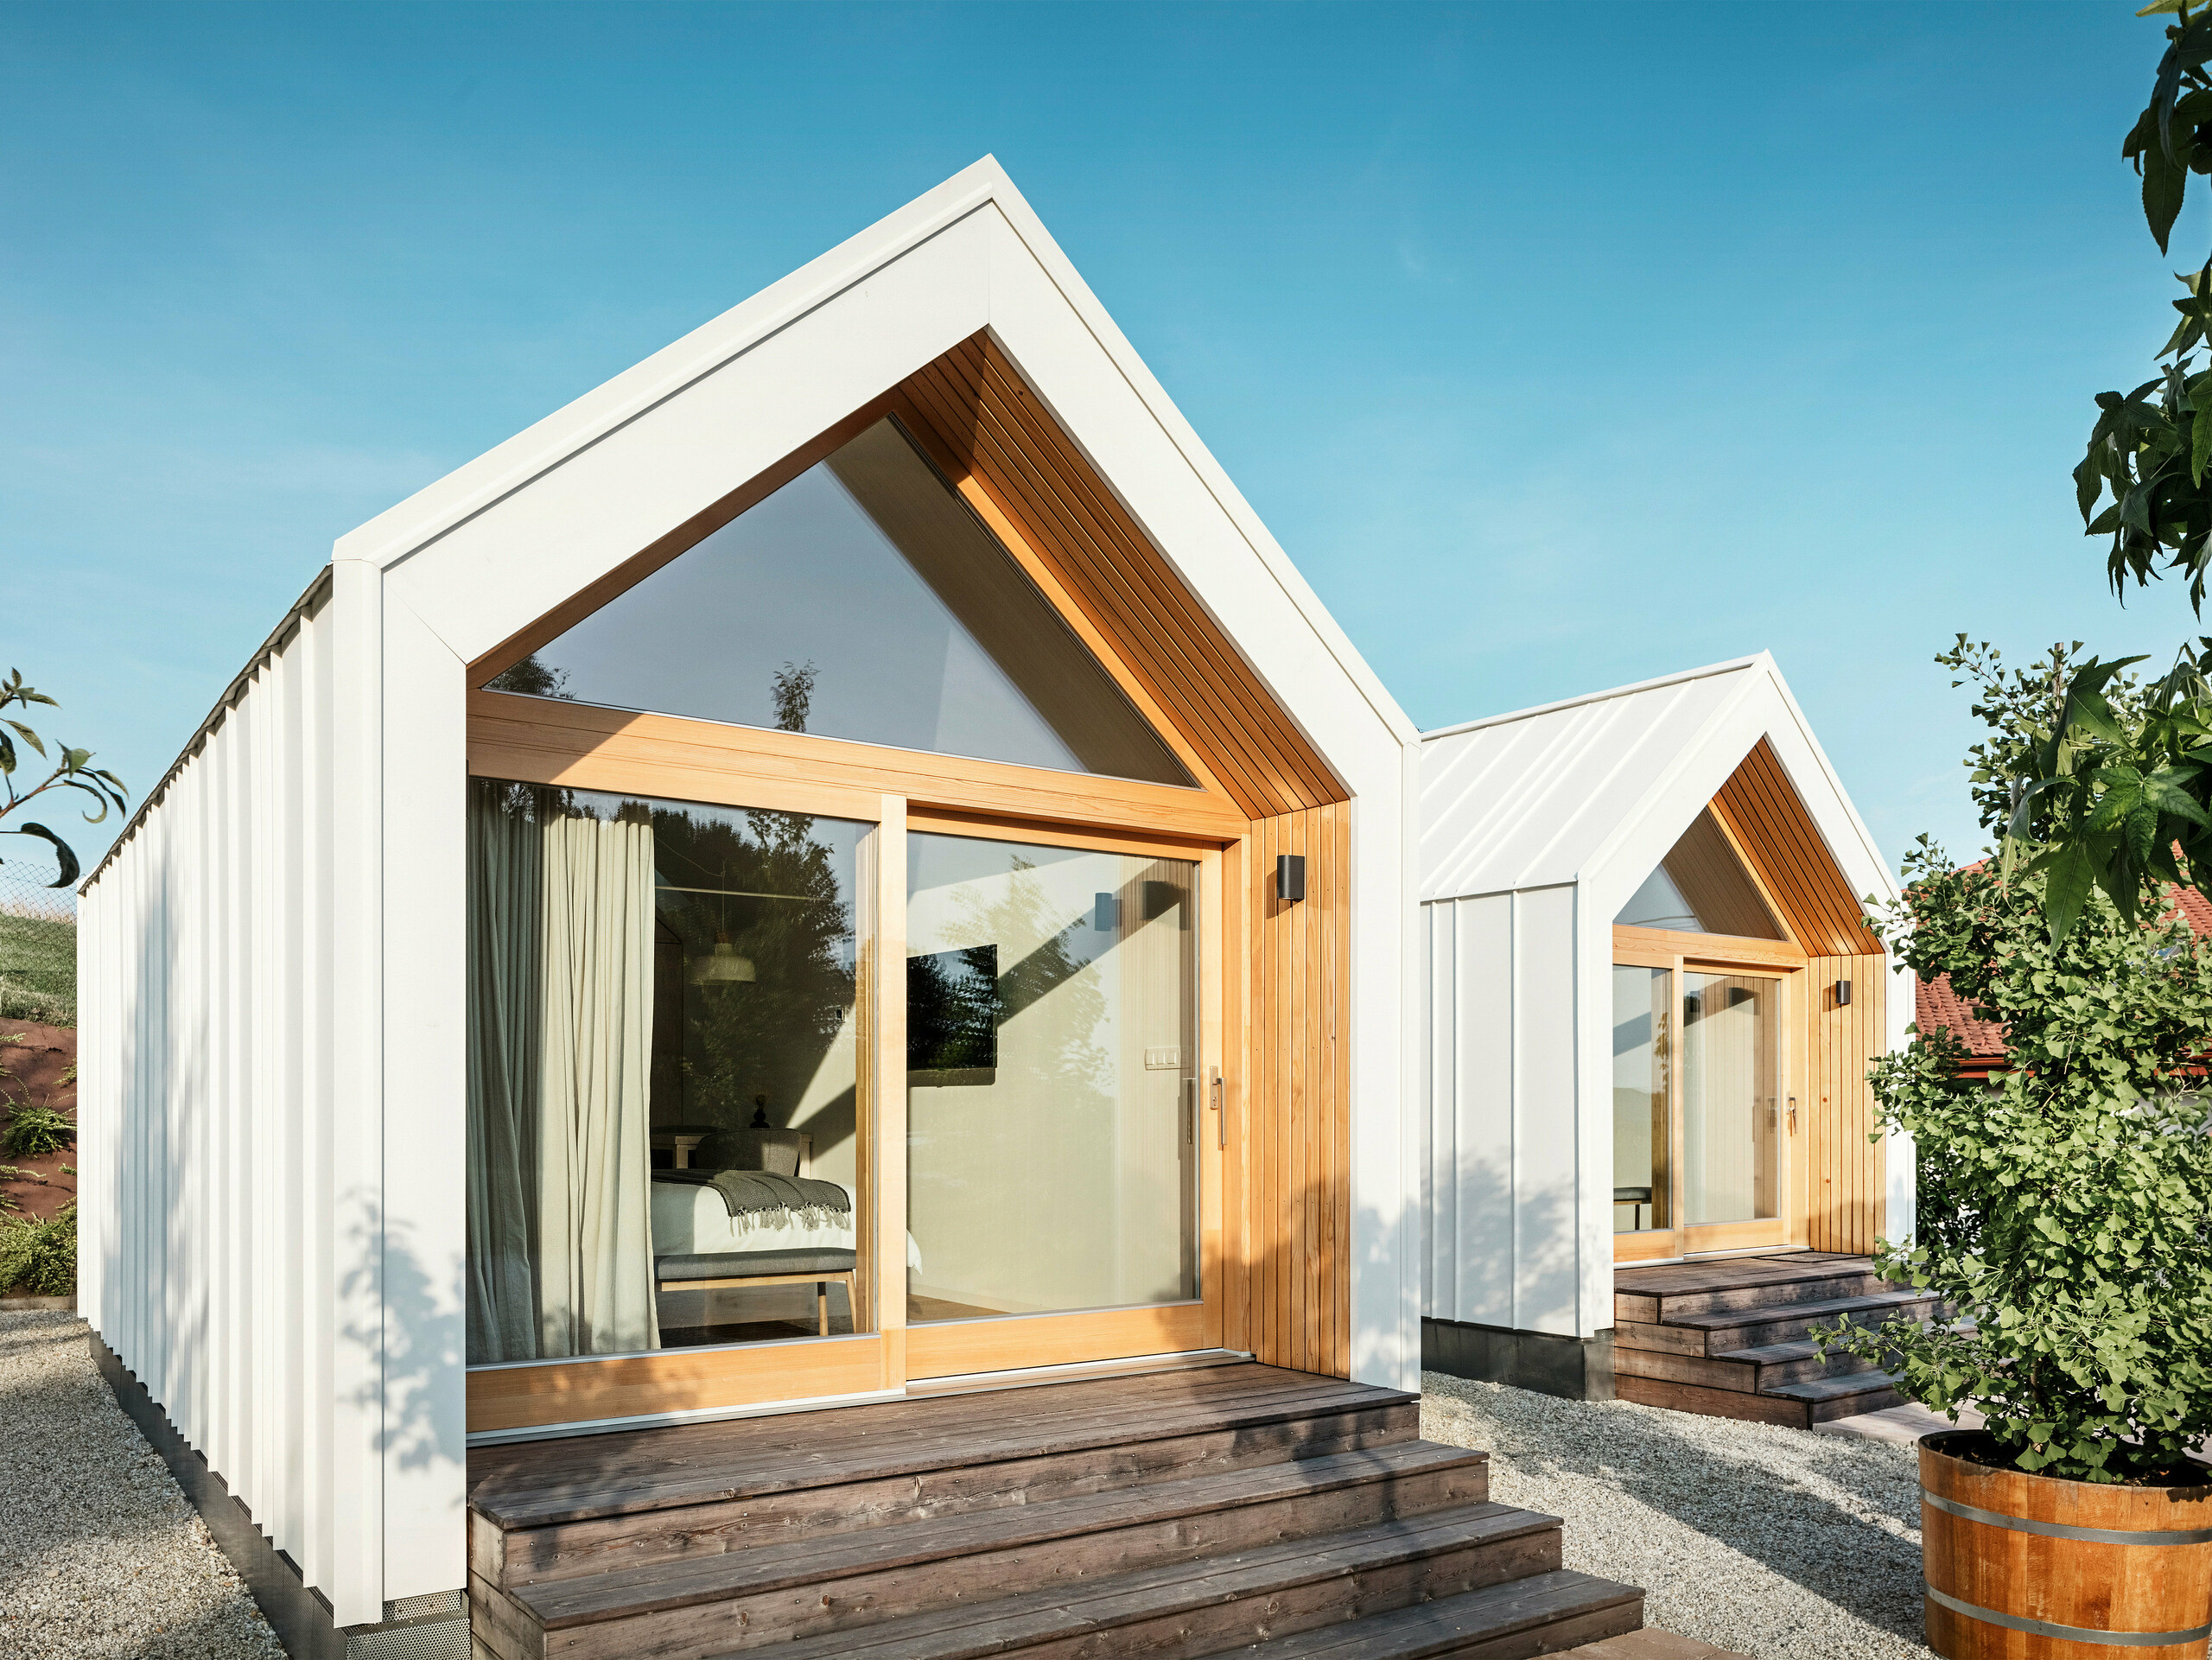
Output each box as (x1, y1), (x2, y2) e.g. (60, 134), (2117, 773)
(1611, 966), (1670, 1234)
(1681, 970), (1782, 1227)
(905, 831), (1199, 1326)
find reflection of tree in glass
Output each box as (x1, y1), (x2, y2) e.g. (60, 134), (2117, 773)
(771, 660), (817, 734)
(649, 806), (853, 1130)
(486, 652), (572, 699)
(937, 860), (1109, 1110)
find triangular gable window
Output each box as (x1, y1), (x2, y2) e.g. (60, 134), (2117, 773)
(1614, 808), (1784, 939)
(490, 417), (1196, 788)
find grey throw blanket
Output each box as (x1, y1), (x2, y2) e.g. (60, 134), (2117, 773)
(658, 1168), (851, 1227)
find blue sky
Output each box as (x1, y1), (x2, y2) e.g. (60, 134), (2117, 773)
(6, 1), (2209, 885)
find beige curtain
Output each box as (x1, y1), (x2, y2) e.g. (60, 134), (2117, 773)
(536, 810), (661, 1358)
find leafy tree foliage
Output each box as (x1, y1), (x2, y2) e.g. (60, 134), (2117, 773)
(1827, 646), (2212, 1479)
(0, 670), (127, 889)
(1834, 843), (2212, 1480)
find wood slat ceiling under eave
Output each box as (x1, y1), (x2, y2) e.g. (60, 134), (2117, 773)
(1711, 738), (1883, 956)
(898, 333), (1346, 821)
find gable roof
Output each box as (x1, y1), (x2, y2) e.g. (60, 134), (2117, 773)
(343, 158), (1417, 805)
(1417, 653), (1897, 939)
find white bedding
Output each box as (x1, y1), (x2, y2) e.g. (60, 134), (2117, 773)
(651, 1179), (923, 1273)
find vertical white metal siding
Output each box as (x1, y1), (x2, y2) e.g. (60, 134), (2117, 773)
(78, 588), (368, 1616)
(1420, 885), (1587, 1339)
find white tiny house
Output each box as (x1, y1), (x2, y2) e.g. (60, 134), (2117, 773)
(1416, 655), (1910, 1397)
(74, 159), (1427, 1656)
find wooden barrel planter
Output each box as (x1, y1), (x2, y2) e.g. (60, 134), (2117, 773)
(1922, 1429), (2212, 1658)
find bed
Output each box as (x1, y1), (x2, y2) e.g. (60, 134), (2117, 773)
(649, 1170), (923, 1337)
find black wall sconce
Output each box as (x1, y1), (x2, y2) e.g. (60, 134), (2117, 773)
(1275, 854), (1306, 903)
(1834, 979), (1852, 1007)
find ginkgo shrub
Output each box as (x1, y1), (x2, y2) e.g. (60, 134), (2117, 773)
(1825, 652), (2212, 1482)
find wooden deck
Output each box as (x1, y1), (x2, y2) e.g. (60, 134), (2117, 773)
(1611, 1252), (1950, 1427)
(467, 1360), (1643, 1658)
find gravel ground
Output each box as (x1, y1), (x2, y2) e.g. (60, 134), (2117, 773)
(1421, 1371), (1931, 1660)
(0, 1312), (283, 1660)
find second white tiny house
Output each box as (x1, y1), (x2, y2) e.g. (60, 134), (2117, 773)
(1416, 655), (1910, 1398)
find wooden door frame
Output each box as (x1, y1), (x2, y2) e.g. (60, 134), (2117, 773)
(1611, 926), (1806, 1267)
(900, 810), (1229, 1380)
(463, 697), (1244, 1434)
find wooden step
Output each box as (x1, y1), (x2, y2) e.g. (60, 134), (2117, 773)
(703, 1504), (1574, 1660)
(1710, 1338), (1885, 1389)
(1615, 1288), (1944, 1356)
(1225, 1568), (1644, 1658)
(1615, 1368), (1904, 1428)
(1611, 1339), (1884, 1396)
(1760, 1369), (1906, 1423)
(1615, 1267), (1891, 1325)
(477, 1371), (1419, 1588)
(495, 1441), (1491, 1657)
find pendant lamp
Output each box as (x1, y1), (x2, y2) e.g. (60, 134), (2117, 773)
(690, 931), (756, 986)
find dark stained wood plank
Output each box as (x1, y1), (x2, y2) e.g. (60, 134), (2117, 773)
(519, 1441), (1489, 1629)
(474, 1372), (1415, 1529)
(494, 1400), (1426, 1589)
(1614, 1374), (1811, 1428)
(748, 1504), (1567, 1660)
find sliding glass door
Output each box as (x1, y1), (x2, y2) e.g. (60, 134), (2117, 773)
(902, 821), (1222, 1377)
(464, 782), (1226, 1425)
(1611, 946), (1796, 1260)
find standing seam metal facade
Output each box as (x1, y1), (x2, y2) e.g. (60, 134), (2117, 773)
(78, 585), (379, 1620)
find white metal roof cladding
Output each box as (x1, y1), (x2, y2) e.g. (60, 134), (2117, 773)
(1416, 652), (1897, 913)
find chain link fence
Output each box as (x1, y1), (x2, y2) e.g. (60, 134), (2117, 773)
(0, 845), (76, 1027)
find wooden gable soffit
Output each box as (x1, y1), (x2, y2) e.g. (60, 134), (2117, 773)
(894, 334), (1345, 821)
(1708, 738), (1883, 956)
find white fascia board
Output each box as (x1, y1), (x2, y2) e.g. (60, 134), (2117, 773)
(1577, 665), (1773, 922)
(1577, 656), (1899, 925)
(384, 207), (993, 662)
(1748, 659), (1902, 907)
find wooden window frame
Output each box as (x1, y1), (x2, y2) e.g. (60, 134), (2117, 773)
(464, 702), (1244, 1434)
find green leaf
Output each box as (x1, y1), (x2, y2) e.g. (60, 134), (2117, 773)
(2147, 139), (2189, 255)
(3, 824), (79, 888)
(2046, 839), (2099, 942)
(2143, 768), (2212, 824)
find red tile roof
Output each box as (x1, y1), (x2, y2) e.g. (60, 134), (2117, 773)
(1913, 876), (2212, 1067)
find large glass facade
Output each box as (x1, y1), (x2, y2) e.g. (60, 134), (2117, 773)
(906, 831), (1199, 1320)
(465, 779), (873, 1364)
(490, 417), (1195, 788)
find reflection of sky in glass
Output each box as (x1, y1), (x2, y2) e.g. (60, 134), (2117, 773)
(535, 465), (1084, 772)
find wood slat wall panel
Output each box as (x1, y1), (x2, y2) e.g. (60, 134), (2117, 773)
(899, 336), (1344, 820)
(1713, 741), (1883, 956)
(1238, 802), (1351, 1377)
(1802, 952), (1887, 1253)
